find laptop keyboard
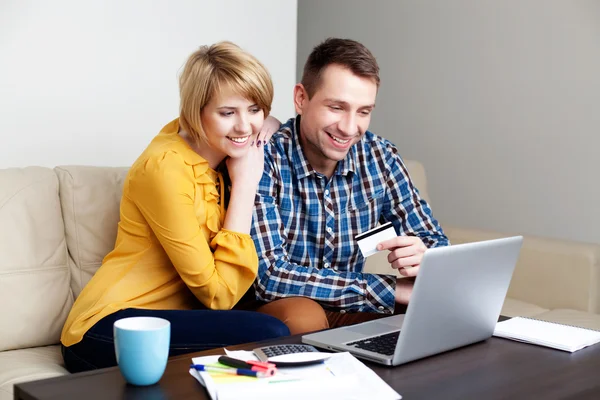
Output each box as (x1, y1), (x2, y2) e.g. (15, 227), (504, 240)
(346, 331), (400, 356)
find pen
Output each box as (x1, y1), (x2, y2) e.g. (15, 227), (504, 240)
(217, 355), (276, 375)
(190, 364), (269, 378)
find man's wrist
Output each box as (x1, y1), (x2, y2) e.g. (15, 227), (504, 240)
(394, 277), (415, 304)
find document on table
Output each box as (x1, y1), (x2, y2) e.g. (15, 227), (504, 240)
(189, 351), (401, 400)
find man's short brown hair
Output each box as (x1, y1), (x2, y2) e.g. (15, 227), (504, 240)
(301, 38), (380, 98)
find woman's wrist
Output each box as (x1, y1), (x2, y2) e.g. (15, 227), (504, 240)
(229, 181), (259, 197)
(222, 183), (258, 234)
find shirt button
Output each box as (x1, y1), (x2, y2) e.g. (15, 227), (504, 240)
(326, 227), (333, 233)
(378, 306), (385, 311)
(324, 263), (330, 268)
(325, 189), (330, 196)
(340, 310), (347, 314)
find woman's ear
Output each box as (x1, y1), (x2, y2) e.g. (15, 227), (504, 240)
(293, 84), (307, 115)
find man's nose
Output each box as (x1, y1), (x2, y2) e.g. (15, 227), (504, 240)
(337, 112), (357, 136)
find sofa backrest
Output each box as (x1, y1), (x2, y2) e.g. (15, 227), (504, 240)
(53, 160), (430, 302)
(52, 160), (428, 295)
(0, 166), (128, 351)
(54, 166), (129, 298)
(0, 167), (73, 352)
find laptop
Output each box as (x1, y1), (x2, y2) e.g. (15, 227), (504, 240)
(302, 236), (523, 366)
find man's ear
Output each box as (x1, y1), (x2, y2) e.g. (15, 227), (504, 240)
(293, 84), (307, 115)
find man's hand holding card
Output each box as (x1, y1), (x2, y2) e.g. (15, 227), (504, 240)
(376, 235), (427, 277)
(356, 222), (427, 278)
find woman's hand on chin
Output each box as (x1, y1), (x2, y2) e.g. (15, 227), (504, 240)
(226, 139), (265, 189)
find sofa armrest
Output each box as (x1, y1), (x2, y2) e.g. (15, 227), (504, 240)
(443, 226), (600, 314)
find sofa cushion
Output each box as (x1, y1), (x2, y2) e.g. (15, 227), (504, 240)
(55, 166), (129, 298)
(500, 298), (549, 318)
(0, 345), (67, 400)
(0, 168), (72, 352)
(444, 226), (600, 313)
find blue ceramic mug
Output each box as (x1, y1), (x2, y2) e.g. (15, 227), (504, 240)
(113, 317), (170, 386)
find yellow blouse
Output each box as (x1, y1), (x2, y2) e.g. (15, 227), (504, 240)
(61, 119), (258, 346)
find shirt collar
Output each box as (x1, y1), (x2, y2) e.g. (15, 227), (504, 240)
(337, 144), (357, 177)
(290, 117), (314, 180)
(290, 116), (358, 180)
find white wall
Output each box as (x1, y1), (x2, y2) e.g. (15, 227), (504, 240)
(297, 0), (600, 244)
(0, 0), (297, 168)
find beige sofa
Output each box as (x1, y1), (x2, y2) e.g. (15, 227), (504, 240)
(1, 162), (599, 399)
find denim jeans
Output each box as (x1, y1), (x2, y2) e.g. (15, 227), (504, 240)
(61, 308), (290, 373)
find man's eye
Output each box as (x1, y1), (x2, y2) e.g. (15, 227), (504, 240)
(360, 110), (372, 116)
(329, 106), (342, 111)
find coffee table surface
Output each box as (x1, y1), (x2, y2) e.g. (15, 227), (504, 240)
(14, 331), (600, 400)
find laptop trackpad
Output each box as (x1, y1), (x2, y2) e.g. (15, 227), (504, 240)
(347, 323), (397, 336)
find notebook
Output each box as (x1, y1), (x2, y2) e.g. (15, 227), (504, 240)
(493, 317), (600, 352)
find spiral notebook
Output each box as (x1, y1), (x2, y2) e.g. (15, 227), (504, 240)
(493, 317), (600, 352)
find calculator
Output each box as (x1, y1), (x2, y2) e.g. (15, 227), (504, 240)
(253, 344), (327, 366)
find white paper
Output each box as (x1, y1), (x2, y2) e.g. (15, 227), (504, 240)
(223, 349), (258, 361)
(189, 352), (401, 400)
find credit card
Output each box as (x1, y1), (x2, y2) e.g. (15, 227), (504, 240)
(355, 222), (397, 258)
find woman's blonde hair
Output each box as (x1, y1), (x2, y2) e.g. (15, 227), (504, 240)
(179, 41), (274, 144)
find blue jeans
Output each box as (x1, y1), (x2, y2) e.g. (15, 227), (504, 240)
(61, 308), (290, 373)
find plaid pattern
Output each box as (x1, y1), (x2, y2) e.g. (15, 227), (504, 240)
(251, 117), (449, 313)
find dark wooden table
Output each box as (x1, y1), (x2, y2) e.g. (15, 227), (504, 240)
(14, 332), (600, 400)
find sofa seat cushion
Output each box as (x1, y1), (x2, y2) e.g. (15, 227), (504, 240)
(532, 309), (600, 331)
(0, 346), (67, 400)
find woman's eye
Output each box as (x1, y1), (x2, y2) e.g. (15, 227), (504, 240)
(249, 108), (261, 114)
(220, 111), (234, 117)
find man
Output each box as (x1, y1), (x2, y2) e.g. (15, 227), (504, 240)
(251, 38), (449, 334)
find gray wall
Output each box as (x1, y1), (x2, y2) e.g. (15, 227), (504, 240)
(297, 0), (600, 244)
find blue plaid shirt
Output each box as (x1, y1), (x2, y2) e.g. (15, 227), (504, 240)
(251, 117), (449, 313)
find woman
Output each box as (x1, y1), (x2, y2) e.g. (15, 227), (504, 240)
(61, 42), (290, 373)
